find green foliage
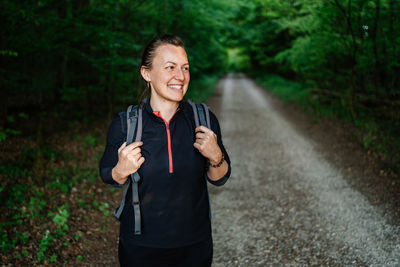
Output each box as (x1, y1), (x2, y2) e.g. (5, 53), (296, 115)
(1, 0), (235, 119)
(226, 48), (251, 72)
(47, 168), (76, 193)
(0, 50), (18, 56)
(92, 200), (99, 208)
(256, 74), (310, 107)
(85, 135), (98, 148)
(18, 233), (28, 245)
(0, 127), (22, 142)
(49, 253), (58, 263)
(37, 230), (53, 263)
(0, 231), (17, 255)
(230, 0), (400, 173)
(359, 121), (379, 149)
(0, 231), (29, 256)
(98, 203), (110, 217)
(5, 184), (28, 209)
(61, 88), (85, 103)
(18, 112), (28, 119)
(74, 232), (84, 242)
(77, 198), (88, 209)
(185, 75), (220, 103)
(48, 205), (70, 236)
(28, 195), (47, 219)
(232, 0), (400, 102)
(47, 164), (98, 194)
(21, 249), (28, 257)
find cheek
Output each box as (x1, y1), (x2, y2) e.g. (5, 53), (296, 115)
(151, 69), (170, 83)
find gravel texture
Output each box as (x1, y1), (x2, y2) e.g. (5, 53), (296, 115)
(208, 74), (400, 266)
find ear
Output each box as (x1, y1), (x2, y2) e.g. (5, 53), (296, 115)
(140, 66), (151, 82)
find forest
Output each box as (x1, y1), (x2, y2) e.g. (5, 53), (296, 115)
(1, 0), (399, 265)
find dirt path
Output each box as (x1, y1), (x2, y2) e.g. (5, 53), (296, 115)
(207, 74), (400, 266)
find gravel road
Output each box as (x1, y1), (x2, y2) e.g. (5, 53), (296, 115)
(208, 74), (400, 266)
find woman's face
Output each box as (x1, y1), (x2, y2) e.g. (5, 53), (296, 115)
(142, 44), (190, 104)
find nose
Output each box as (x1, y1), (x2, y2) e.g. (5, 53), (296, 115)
(174, 67), (185, 81)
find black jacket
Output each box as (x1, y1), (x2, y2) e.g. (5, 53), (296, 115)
(99, 100), (231, 248)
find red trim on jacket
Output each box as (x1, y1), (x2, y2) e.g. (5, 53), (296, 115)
(153, 109), (179, 173)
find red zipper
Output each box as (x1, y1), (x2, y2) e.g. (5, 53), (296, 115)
(153, 109), (179, 173)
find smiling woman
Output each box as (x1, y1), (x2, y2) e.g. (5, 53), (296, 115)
(99, 35), (231, 267)
(140, 43), (190, 119)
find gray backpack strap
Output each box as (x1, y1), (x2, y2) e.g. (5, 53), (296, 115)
(113, 179), (131, 219)
(188, 99), (211, 129)
(126, 105), (138, 146)
(114, 104), (143, 235)
(114, 105), (137, 220)
(131, 105), (143, 235)
(197, 103), (210, 128)
(188, 99), (200, 127)
(201, 103), (211, 128)
(187, 99), (212, 219)
(131, 172), (141, 235)
(188, 99), (210, 128)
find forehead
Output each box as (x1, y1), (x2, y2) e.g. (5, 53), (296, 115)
(153, 44), (188, 64)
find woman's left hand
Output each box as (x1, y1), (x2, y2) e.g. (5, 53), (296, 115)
(193, 126), (223, 165)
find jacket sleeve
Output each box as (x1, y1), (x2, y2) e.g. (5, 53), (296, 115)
(205, 110), (231, 186)
(99, 112), (126, 187)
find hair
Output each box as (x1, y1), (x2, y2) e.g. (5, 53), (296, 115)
(141, 34), (185, 69)
(138, 34), (185, 104)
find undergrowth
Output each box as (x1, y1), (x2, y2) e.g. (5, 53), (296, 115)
(0, 121), (114, 265)
(255, 74), (400, 175)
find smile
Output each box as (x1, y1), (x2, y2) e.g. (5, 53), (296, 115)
(168, 85), (183, 90)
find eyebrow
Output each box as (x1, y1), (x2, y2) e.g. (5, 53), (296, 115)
(165, 61), (189, 66)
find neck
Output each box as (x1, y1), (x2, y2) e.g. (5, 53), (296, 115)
(149, 97), (180, 122)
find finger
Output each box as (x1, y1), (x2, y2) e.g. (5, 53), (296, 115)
(193, 142), (201, 151)
(118, 142), (127, 153)
(195, 138), (207, 147)
(137, 156), (145, 167)
(127, 147), (142, 156)
(125, 141), (143, 151)
(195, 132), (207, 140)
(128, 152), (142, 161)
(195, 125), (211, 133)
(135, 152), (142, 161)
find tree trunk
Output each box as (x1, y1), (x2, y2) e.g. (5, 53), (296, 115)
(371, 0), (381, 92)
(106, 73), (114, 121)
(55, 0), (68, 102)
(0, 84), (7, 129)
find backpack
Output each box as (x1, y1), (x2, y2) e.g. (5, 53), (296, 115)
(113, 99), (211, 235)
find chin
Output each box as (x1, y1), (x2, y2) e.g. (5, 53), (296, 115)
(168, 91), (187, 102)
(170, 95), (184, 102)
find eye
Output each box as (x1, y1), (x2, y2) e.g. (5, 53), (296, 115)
(166, 65), (174, 70)
(183, 66), (189, 71)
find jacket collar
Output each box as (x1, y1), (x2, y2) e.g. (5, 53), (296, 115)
(144, 99), (184, 118)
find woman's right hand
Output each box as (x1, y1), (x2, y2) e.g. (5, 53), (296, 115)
(112, 141), (145, 184)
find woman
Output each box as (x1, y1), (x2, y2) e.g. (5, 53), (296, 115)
(99, 34), (231, 267)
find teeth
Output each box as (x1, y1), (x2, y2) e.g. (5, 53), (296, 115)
(168, 85), (183, 89)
